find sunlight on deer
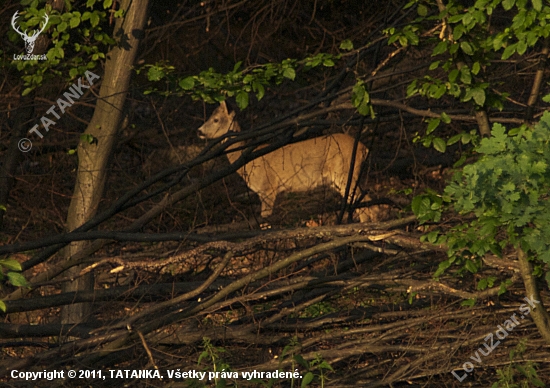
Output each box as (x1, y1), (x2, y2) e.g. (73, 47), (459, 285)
(198, 101), (379, 224)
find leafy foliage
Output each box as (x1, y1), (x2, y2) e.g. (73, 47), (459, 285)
(140, 50), (370, 111)
(0, 258), (29, 311)
(292, 352), (334, 388)
(195, 337), (232, 388)
(139, 39), (375, 114)
(5, 0), (120, 95)
(446, 114), (550, 261)
(415, 112), (550, 285)
(387, 0), (550, 151)
(492, 339), (545, 387)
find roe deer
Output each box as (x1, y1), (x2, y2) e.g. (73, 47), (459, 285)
(198, 101), (377, 223)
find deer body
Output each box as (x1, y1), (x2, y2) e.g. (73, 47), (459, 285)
(198, 102), (374, 222)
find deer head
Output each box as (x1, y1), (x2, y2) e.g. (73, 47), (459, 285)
(197, 101), (239, 140)
(11, 11), (49, 54)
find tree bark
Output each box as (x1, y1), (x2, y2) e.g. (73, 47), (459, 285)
(61, 0), (150, 324)
(525, 39), (549, 121)
(517, 247), (550, 344)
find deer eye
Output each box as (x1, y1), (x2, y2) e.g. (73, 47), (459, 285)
(214, 119), (219, 123)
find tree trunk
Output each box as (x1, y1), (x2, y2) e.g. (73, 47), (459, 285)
(517, 248), (550, 344)
(61, 0), (150, 324)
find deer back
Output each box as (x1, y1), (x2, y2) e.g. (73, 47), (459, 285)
(242, 133), (366, 197)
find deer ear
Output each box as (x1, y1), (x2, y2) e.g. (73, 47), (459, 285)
(220, 100), (227, 112)
(229, 111), (236, 119)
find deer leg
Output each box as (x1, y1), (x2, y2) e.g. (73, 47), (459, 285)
(258, 192), (276, 219)
(336, 180), (376, 223)
(356, 193), (390, 223)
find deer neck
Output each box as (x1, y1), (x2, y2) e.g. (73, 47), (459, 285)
(225, 120), (245, 165)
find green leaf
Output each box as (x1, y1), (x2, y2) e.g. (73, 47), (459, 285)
(478, 278), (488, 290)
(197, 350), (209, 365)
(236, 91), (249, 109)
(80, 134), (96, 144)
(411, 196), (426, 216)
(103, 0), (113, 8)
(462, 12), (473, 27)
(447, 133), (463, 145)
(449, 42), (459, 55)
(433, 137), (447, 153)
(502, 0), (515, 10)
(58, 21), (68, 32)
(434, 259), (452, 278)
(531, 378), (546, 388)
(301, 372), (314, 388)
(512, 10), (526, 31)
(179, 76), (195, 90)
(471, 88), (486, 106)
(527, 31), (539, 47)
(441, 112), (451, 124)
(69, 16), (80, 28)
(493, 34), (505, 50)
(472, 62), (481, 75)
(454, 24), (465, 40)
(460, 67), (472, 84)
(323, 58), (335, 67)
(532, 0), (542, 12)
(293, 354), (309, 369)
(147, 66), (165, 81)
(283, 67), (296, 80)
(517, 39), (527, 55)
(339, 39), (353, 50)
(252, 81), (265, 100)
(426, 231), (439, 243)
(406, 80), (418, 97)
(432, 41), (448, 56)
(496, 281), (507, 296)
(426, 118), (440, 135)
(0, 259), (22, 271)
(90, 12), (100, 27)
(417, 4), (428, 16)
(318, 360), (334, 371)
(464, 259), (478, 273)
(460, 41), (474, 55)
(502, 43), (517, 60)
(429, 61), (440, 70)
(7, 272), (29, 287)
(448, 69), (459, 83)
(433, 84), (446, 99)
(461, 298), (476, 307)
(352, 81), (368, 106)
(448, 14), (465, 23)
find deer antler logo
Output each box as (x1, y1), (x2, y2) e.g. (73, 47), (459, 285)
(11, 11), (49, 54)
